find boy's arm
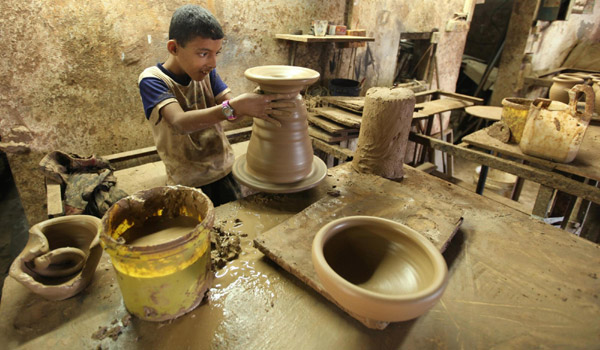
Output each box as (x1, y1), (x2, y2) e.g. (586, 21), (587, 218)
(162, 92), (297, 133)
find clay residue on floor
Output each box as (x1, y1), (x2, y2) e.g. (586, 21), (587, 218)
(210, 225), (242, 270)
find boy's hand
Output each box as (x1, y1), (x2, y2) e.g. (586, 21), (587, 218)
(230, 92), (297, 127)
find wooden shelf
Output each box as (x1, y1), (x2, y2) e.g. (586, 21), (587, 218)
(275, 34), (374, 43)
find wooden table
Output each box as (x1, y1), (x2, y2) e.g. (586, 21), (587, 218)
(462, 125), (600, 220)
(2, 163), (599, 349)
(464, 106), (502, 121)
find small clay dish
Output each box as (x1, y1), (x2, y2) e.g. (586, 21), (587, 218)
(312, 216), (448, 322)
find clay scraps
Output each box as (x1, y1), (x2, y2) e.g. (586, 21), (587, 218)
(39, 151), (128, 217)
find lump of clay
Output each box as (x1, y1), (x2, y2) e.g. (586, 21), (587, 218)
(9, 215), (102, 301)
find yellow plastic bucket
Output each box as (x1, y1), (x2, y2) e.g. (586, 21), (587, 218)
(100, 186), (214, 322)
(501, 98), (532, 144)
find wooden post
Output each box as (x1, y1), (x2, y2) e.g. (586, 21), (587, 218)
(352, 87), (415, 179)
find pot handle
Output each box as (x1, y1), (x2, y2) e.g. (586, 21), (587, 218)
(567, 84), (594, 124)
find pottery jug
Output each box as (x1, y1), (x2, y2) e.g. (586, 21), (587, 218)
(244, 65), (320, 184)
(549, 75), (584, 103)
(519, 84), (594, 163)
(9, 215), (102, 301)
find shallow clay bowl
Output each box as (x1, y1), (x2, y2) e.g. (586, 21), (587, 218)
(244, 65), (319, 93)
(312, 216), (448, 322)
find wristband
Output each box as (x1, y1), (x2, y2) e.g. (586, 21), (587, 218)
(222, 100), (237, 121)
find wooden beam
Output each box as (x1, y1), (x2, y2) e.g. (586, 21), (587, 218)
(311, 138), (353, 161)
(46, 179), (64, 218)
(410, 132), (600, 205)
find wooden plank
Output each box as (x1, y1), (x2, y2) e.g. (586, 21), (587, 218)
(464, 106), (502, 121)
(410, 132), (600, 205)
(102, 146), (157, 163)
(462, 125), (600, 182)
(225, 126), (253, 144)
(254, 165), (463, 330)
(312, 107), (362, 128)
(414, 98), (473, 117)
(46, 179), (63, 218)
(532, 185), (555, 217)
(100, 127), (251, 164)
(436, 91), (484, 104)
(319, 96), (365, 113)
(308, 113), (358, 134)
(311, 138), (354, 161)
(308, 125), (358, 143)
(276, 34), (375, 43)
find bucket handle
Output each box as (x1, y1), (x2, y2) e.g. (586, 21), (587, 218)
(567, 84), (594, 124)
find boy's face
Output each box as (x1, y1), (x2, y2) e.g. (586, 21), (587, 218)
(172, 37), (222, 81)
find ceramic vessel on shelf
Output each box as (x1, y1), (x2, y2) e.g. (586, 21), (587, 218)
(243, 65), (320, 184)
(519, 84), (594, 163)
(549, 75), (584, 103)
(9, 215), (102, 301)
(311, 216), (448, 322)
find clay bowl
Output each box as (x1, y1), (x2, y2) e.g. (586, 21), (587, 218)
(244, 65), (320, 94)
(312, 216), (448, 322)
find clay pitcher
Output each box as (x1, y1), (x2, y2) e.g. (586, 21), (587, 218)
(519, 84), (594, 163)
(549, 75), (584, 103)
(244, 65), (320, 184)
(9, 215), (102, 301)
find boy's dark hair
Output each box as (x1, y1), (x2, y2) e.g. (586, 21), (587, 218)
(169, 5), (224, 46)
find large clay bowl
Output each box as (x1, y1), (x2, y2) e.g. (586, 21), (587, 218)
(244, 65), (320, 94)
(312, 216), (448, 322)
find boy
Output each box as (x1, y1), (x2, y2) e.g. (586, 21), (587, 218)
(138, 4), (295, 206)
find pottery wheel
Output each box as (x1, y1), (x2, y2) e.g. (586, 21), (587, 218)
(232, 154), (327, 194)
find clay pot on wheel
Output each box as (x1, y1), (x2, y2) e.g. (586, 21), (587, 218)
(9, 215), (102, 301)
(549, 75), (584, 103)
(243, 65), (320, 184)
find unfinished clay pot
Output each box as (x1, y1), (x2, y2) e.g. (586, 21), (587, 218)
(243, 65), (320, 184)
(9, 215), (102, 301)
(549, 75), (584, 103)
(312, 216), (448, 322)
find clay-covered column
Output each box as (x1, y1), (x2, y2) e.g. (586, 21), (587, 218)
(352, 87), (415, 179)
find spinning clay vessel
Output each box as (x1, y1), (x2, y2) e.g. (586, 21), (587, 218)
(242, 65), (321, 185)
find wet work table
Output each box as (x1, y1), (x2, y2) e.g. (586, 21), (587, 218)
(2, 153), (599, 348)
